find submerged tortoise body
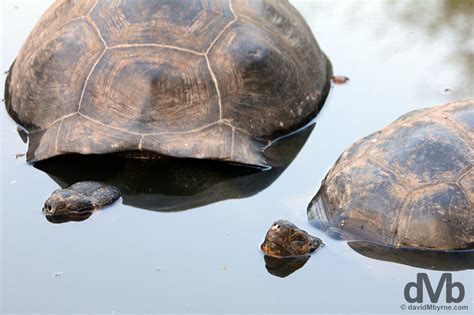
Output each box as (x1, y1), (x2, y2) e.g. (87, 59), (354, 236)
(309, 99), (474, 251)
(5, 0), (332, 167)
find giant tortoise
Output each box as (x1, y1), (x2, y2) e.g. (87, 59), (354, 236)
(308, 99), (473, 251)
(5, 0), (332, 219)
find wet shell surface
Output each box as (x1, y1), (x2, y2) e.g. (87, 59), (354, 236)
(5, 0), (332, 167)
(308, 99), (473, 251)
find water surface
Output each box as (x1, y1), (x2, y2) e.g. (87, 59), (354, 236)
(1, 0), (473, 313)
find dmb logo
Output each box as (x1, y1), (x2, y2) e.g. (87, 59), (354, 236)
(404, 273), (465, 303)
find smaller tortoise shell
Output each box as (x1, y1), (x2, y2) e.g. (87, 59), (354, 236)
(308, 99), (474, 250)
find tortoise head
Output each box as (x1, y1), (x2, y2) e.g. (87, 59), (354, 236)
(261, 220), (323, 257)
(42, 189), (95, 216)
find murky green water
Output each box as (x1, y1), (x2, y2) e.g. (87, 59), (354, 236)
(1, 0), (473, 313)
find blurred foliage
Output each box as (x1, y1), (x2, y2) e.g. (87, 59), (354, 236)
(388, 0), (473, 78)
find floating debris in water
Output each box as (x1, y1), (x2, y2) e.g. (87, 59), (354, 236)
(332, 75), (350, 85)
(53, 272), (63, 277)
(15, 153), (25, 159)
(441, 87), (452, 95)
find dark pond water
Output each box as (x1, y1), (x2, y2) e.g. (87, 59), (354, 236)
(1, 0), (473, 313)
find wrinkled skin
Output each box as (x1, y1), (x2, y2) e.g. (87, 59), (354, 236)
(42, 181), (121, 221)
(43, 189), (95, 216)
(261, 220), (323, 257)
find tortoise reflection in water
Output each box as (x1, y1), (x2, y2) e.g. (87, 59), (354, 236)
(36, 123), (315, 223)
(308, 99), (473, 269)
(348, 241), (474, 271)
(5, 0), (332, 220)
(263, 255), (311, 278)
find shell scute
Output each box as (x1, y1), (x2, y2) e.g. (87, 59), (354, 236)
(7, 19), (105, 131)
(209, 21), (329, 138)
(79, 47), (219, 135)
(90, 0), (234, 51)
(313, 160), (408, 244)
(367, 119), (471, 188)
(396, 184), (473, 249)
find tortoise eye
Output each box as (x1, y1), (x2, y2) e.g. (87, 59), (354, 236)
(294, 237), (305, 242)
(271, 224), (280, 230)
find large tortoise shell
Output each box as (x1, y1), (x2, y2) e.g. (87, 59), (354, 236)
(5, 0), (332, 166)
